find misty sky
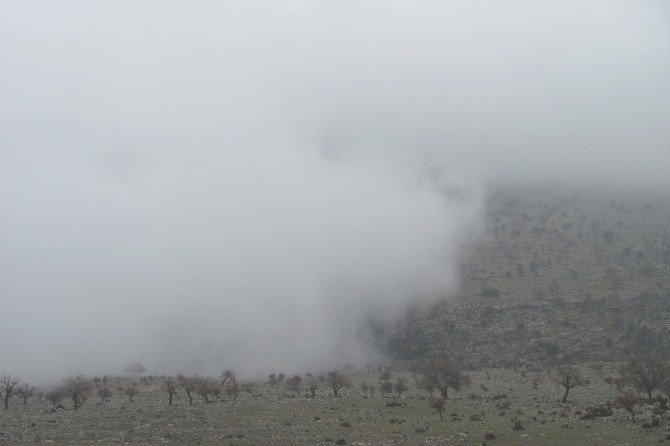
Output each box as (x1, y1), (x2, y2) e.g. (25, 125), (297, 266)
(1, 1), (669, 383)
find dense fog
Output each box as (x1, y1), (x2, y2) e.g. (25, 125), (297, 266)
(1, 1), (668, 383)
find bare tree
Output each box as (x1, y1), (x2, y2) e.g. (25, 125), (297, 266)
(16, 383), (36, 406)
(97, 387), (113, 403)
(0, 374), (20, 410)
(326, 370), (350, 397)
(308, 382), (318, 398)
(286, 375), (302, 395)
(415, 360), (470, 399)
(554, 366), (588, 403)
(220, 369), (236, 387)
(379, 370), (393, 395)
(395, 378), (409, 396)
(430, 396), (446, 421)
(624, 357), (668, 400)
(124, 385), (139, 402)
(46, 388), (64, 407)
(277, 373), (286, 385)
(177, 374), (196, 405)
(196, 378), (219, 403)
(161, 377), (179, 406)
(240, 382), (256, 399)
(62, 375), (92, 410)
(359, 382), (373, 398)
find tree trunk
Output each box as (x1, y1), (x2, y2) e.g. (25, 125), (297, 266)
(4, 393), (9, 410)
(168, 393), (173, 406)
(562, 386), (569, 403)
(439, 410), (443, 422)
(73, 395), (79, 410)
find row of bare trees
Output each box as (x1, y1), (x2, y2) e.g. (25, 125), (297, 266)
(0, 374), (37, 410)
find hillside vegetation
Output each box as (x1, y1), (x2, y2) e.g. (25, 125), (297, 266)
(386, 183), (670, 369)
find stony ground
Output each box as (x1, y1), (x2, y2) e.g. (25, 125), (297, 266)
(1, 365), (669, 445)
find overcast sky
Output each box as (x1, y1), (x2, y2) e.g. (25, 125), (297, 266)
(1, 1), (669, 383)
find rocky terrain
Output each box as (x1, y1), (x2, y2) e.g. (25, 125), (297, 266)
(385, 183), (670, 369)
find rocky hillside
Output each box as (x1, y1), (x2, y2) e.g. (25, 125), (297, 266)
(383, 183), (670, 369)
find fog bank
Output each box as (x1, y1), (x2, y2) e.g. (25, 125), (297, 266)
(1, 1), (668, 383)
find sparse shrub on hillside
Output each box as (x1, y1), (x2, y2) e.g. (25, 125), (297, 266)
(481, 287), (499, 298)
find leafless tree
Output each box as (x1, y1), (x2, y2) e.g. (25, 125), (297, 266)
(308, 383), (318, 398)
(286, 375), (302, 395)
(177, 374), (196, 405)
(97, 387), (113, 403)
(240, 382), (256, 398)
(62, 375), (92, 410)
(430, 396), (446, 421)
(161, 377), (179, 406)
(395, 378), (409, 396)
(414, 360), (470, 399)
(46, 388), (64, 407)
(624, 357), (668, 400)
(124, 385), (139, 402)
(16, 383), (36, 406)
(220, 369), (236, 387)
(326, 370), (350, 397)
(554, 366), (588, 403)
(196, 378), (219, 403)
(0, 374), (20, 410)
(359, 382), (373, 398)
